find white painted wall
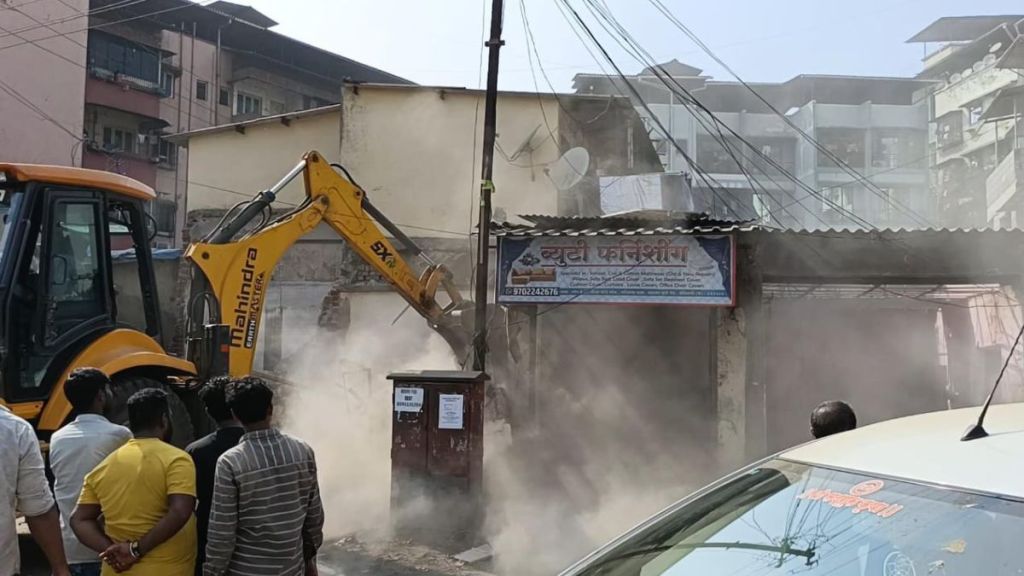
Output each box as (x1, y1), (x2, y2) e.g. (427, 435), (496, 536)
(0, 0), (88, 165)
(185, 85), (563, 236)
(187, 108), (341, 210)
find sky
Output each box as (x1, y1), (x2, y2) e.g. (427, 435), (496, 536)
(242, 0), (1024, 91)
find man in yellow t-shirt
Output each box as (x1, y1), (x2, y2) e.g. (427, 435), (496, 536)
(71, 388), (197, 576)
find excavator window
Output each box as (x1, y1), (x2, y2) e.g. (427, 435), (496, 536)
(3, 188), (116, 402)
(45, 200), (106, 345)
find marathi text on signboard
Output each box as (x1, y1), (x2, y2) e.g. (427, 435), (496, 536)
(496, 234), (735, 306)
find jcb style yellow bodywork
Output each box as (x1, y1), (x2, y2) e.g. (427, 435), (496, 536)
(16, 330), (195, 431)
(187, 151), (466, 376)
(1, 150), (465, 438)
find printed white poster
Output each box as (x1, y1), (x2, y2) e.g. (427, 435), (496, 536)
(438, 394), (464, 430)
(394, 387), (424, 412)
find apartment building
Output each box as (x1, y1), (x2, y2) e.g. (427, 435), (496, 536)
(0, 0), (410, 247)
(575, 61), (933, 230)
(909, 16), (1024, 230)
(0, 0), (88, 166)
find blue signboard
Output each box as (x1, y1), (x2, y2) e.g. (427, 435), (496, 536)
(496, 234), (735, 306)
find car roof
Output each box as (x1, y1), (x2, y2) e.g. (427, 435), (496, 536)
(782, 402), (1024, 499)
(0, 163), (155, 201)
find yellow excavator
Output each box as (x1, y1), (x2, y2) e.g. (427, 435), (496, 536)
(0, 151), (471, 446)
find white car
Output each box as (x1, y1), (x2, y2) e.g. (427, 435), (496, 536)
(560, 403), (1024, 575)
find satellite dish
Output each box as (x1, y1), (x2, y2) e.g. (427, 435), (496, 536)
(951, 73), (962, 83)
(784, 106), (800, 117)
(990, 42), (1003, 53)
(547, 147), (590, 190)
(962, 67), (974, 78)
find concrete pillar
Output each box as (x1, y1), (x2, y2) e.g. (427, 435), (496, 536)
(715, 307), (747, 472)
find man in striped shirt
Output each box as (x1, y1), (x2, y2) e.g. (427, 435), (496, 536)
(204, 377), (324, 576)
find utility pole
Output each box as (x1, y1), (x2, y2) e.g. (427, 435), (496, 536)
(472, 0), (505, 372)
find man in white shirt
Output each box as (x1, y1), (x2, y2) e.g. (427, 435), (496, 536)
(0, 403), (70, 576)
(50, 368), (132, 576)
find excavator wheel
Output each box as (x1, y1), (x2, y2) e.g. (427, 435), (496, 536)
(107, 376), (196, 448)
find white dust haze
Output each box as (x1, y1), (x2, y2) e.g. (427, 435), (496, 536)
(273, 295), (720, 575)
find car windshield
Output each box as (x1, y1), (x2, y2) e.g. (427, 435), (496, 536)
(569, 459), (1024, 576)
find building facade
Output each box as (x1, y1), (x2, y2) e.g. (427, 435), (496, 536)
(909, 16), (1024, 229)
(0, 0), (88, 166)
(170, 84), (659, 368)
(575, 62), (933, 230)
(1, 0), (410, 248)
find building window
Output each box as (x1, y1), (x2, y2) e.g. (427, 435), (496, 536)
(696, 135), (743, 174)
(219, 88), (230, 106)
(818, 128), (865, 169)
(102, 127), (135, 154)
(936, 113), (964, 149)
(302, 95), (332, 110)
(152, 137), (177, 167)
(196, 80), (208, 101)
(966, 102), (984, 126)
(747, 137), (796, 174)
(821, 186), (854, 216)
(872, 130), (926, 169)
(152, 199), (176, 236)
(87, 31), (160, 86)
(235, 92), (262, 116)
(160, 71), (174, 97)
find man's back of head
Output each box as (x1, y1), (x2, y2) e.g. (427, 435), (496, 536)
(811, 400), (857, 439)
(198, 376), (235, 425)
(64, 368), (110, 416)
(128, 388), (170, 437)
(226, 376), (274, 428)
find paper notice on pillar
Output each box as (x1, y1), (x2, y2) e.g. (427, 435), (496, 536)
(394, 387), (424, 412)
(438, 394), (465, 430)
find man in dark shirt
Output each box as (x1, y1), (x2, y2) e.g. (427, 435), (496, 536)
(186, 377), (244, 575)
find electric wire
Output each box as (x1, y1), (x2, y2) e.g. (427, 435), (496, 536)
(644, 0), (936, 229)
(578, 0), (876, 229)
(556, 0), (750, 221)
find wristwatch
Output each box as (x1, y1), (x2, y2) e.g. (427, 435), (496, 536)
(129, 540), (143, 560)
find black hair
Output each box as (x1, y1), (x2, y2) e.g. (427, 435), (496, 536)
(199, 376), (234, 423)
(811, 400), (857, 439)
(127, 388), (169, 433)
(65, 368), (110, 413)
(225, 376), (274, 425)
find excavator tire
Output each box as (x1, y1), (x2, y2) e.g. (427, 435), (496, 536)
(108, 376), (195, 448)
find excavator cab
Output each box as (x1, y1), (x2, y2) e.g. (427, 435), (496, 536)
(0, 164), (194, 442)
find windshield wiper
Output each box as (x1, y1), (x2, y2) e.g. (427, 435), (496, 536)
(587, 541), (815, 569)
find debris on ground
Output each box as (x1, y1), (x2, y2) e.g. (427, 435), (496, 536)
(317, 536), (496, 576)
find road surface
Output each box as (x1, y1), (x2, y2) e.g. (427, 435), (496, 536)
(18, 534), (495, 576)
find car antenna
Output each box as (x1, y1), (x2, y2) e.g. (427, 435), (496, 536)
(962, 322), (1024, 441)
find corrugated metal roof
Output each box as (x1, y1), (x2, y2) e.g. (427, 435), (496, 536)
(493, 217), (1024, 238)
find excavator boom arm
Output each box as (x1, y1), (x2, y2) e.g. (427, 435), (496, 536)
(185, 151), (467, 377)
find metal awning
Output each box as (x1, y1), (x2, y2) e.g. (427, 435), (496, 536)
(907, 16), (1023, 43)
(494, 215), (1024, 285)
(981, 84), (1024, 123)
(997, 37), (1024, 69)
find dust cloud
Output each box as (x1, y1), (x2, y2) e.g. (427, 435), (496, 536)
(274, 297), (719, 575)
(483, 305), (717, 575)
(277, 316), (458, 540)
